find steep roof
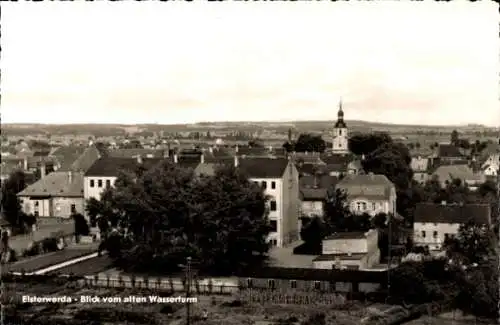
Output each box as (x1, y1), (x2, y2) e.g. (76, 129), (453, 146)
(414, 203), (491, 225)
(433, 165), (484, 183)
(85, 157), (162, 177)
(336, 174), (394, 200)
(58, 145), (101, 173)
(238, 157), (289, 179)
(300, 175), (338, 189)
(107, 148), (166, 158)
(17, 171), (84, 198)
(438, 144), (464, 158)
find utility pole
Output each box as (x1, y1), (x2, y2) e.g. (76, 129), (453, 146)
(186, 256), (192, 325)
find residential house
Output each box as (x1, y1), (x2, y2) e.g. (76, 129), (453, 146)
(347, 159), (364, 175)
(481, 152), (499, 177)
(194, 156), (300, 248)
(319, 153), (351, 177)
(432, 165), (485, 190)
(436, 144), (466, 163)
(313, 230), (380, 270)
(83, 156), (162, 222)
(411, 156), (430, 183)
(299, 175), (338, 232)
(17, 171), (85, 218)
(336, 173), (397, 217)
(413, 202), (491, 251)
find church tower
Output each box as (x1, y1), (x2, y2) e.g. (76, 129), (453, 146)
(332, 98), (349, 154)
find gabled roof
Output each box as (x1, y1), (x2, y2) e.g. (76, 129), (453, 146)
(238, 157), (289, 179)
(336, 174), (394, 200)
(438, 144), (464, 158)
(58, 145), (101, 173)
(17, 171), (84, 198)
(432, 165), (483, 183)
(300, 175), (338, 189)
(414, 203), (491, 225)
(107, 148), (166, 158)
(85, 157), (162, 177)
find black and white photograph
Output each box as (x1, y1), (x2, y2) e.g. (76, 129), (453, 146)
(1, 1), (499, 325)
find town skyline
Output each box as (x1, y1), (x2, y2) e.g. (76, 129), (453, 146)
(2, 1), (499, 127)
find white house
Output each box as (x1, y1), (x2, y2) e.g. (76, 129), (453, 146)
(195, 155), (300, 248)
(313, 229), (380, 270)
(17, 171), (85, 218)
(83, 156), (162, 223)
(336, 173), (397, 217)
(482, 153), (499, 176)
(413, 202), (491, 251)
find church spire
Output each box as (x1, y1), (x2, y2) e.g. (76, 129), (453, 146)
(335, 97), (346, 128)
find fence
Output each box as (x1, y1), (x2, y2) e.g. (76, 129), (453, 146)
(237, 289), (350, 306)
(75, 275), (239, 295)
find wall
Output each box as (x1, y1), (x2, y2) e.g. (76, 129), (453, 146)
(300, 201), (324, 218)
(349, 199), (389, 216)
(313, 258), (365, 270)
(413, 222), (460, 250)
(323, 237), (367, 255)
(280, 162), (300, 247)
(52, 197), (84, 218)
(332, 127), (349, 153)
(84, 176), (117, 201)
(20, 198), (51, 217)
(251, 177), (281, 246)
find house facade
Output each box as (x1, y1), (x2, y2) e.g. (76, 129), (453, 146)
(17, 171), (85, 218)
(411, 156), (430, 183)
(413, 202), (491, 251)
(336, 173), (397, 217)
(313, 230), (380, 270)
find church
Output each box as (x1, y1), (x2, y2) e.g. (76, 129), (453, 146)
(330, 99), (349, 155)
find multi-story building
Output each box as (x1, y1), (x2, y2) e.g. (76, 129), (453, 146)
(413, 202), (491, 251)
(335, 173), (396, 216)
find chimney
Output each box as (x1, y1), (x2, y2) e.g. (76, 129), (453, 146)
(23, 157), (28, 170)
(174, 154), (178, 164)
(200, 154), (205, 164)
(234, 156), (239, 168)
(40, 162), (46, 178)
(68, 171), (73, 183)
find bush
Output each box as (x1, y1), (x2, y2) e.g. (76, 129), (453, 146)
(23, 242), (42, 257)
(42, 237), (59, 252)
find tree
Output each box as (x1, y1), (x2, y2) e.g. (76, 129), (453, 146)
(72, 213), (90, 239)
(248, 139), (264, 148)
(1, 170), (29, 233)
(323, 188), (352, 233)
(348, 132), (392, 156)
(300, 216), (327, 252)
(89, 160), (270, 275)
(450, 130), (459, 146)
(282, 133), (326, 153)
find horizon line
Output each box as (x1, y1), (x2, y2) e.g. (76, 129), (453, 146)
(2, 119), (498, 128)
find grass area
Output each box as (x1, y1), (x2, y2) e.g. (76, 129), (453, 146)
(46, 255), (113, 276)
(5, 246), (98, 273)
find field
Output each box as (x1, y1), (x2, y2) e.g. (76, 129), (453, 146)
(3, 282), (378, 325)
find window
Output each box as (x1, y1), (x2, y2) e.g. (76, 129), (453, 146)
(106, 180), (111, 188)
(97, 179), (103, 188)
(270, 220), (277, 232)
(314, 281), (321, 290)
(372, 202), (376, 210)
(444, 233), (449, 241)
(361, 202), (367, 210)
(247, 278), (253, 288)
(34, 211), (39, 217)
(261, 181), (267, 189)
(70, 204), (76, 214)
(421, 231), (426, 238)
(90, 179), (95, 188)
(254, 181), (258, 186)
(34, 201), (39, 207)
(270, 201), (277, 211)
(290, 280), (297, 289)
(339, 130), (342, 136)
(271, 181), (276, 189)
(268, 279), (276, 289)
(356, 202), (361, 211)
(433, 231), (438, 239)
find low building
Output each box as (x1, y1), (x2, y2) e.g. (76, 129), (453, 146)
(336, 173), (396, 216)
(432, 165), (484, 190)
(17, 171), (85, 218)
(313, 229), (380, 270)
(411, 156), (430, 183)
(413, 202), (491, 251)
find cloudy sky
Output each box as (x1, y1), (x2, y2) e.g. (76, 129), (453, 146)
(2, 1), (499, 126)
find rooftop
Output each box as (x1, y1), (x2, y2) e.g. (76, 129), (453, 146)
(17, 171), (84, 198)
(414, 202), (491, 225)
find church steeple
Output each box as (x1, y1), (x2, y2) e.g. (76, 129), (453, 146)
(335, 98), (347, 128)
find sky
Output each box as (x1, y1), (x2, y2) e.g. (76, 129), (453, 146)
(1, 1), (499, 126)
